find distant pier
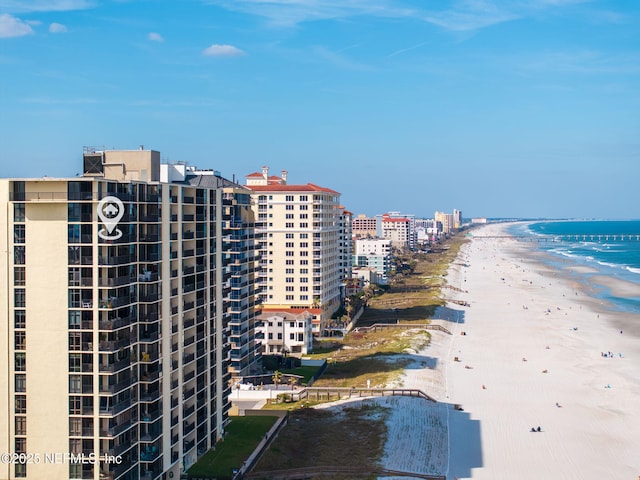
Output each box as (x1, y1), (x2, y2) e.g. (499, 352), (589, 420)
(472, 234), (640, 243)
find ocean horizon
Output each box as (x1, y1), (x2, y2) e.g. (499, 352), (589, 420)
(505, 220), (640, 315)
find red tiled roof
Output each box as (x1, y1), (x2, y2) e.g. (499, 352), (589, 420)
(245, 172), (264, 178)
(246, 183), (340, 194)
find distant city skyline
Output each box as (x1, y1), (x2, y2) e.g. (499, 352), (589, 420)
(1, 0), (639, 219)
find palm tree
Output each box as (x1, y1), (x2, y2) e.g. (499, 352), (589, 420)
(272, 370), (283, 390)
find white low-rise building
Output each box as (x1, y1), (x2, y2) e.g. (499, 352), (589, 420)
(256, 311), (314, 356)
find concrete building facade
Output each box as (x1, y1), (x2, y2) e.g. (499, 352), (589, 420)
(0, 148), (258, 480)
(255, 311), (314, 356)
(244, 167), (345, 335)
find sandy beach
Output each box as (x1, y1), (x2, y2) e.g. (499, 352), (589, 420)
(375, 222), (640, 479)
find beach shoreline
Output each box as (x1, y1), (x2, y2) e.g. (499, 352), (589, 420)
(438, 223), (640, 479)
(287, 223), (640, 479)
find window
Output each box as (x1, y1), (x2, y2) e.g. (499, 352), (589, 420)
(69, 463), (82, 479)
(298, 333), (305, 341)
(286, 286), (294, 292)
(285, 195), (294, 202)
(15, 416), (27, 435)
(14, 224), (25, 243)
(285, 295), (294, 301)
(285, 251), (294, 257)
(14, 311), (26, 329)
(285, 223), (294, 228)
(300, 233), (308, 238)
(300, 260), (308, 265)
(14, 203), (25, 222)
(15, 374), (26, 392)
(14, 289), (26, 308)
(14, 246), (25, 265)
(300, 242), (308, 248)
(300, 214), (308, 219)
(15, 395), (26, 414)
(286, 214), (294, 219)
(69, 354), (82, 372)
(300, 268), (308, 274)
(268, 333), (273, 340)
(300, 195), (308, 201)
(69, 438), (81, 455)
(15, 331), (26, 350)
(300, 295), (308, 301)
(68, 311), (80, 329)
(69, 396), (81, 415)
(286, 205), (294, 210)
(14, 438), (26, 454)
(285, 242), (294, 248)
(69, 375), (82, 393)
(15, 353), (26, 371)
(286, 233), (294, 239)
(300, 223), (308, 228)
(300, 251), (308, 257)
(14, 267), (25, 286)
(69, 418), (82, 436)
(300, 286), (308, 292)
(290, 333), (295, 340)
(285, 268), (294, 274)
(69, 333), (81, 351)
(286, 277), (294, 283)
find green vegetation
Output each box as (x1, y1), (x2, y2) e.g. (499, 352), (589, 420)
(195, 234), (470, 477)
(253, 404), (388, 476)
(187, 415), (278, 479)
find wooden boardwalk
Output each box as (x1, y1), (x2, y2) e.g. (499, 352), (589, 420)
(245, 465), (446, 479)
(287, 386), (438, 403)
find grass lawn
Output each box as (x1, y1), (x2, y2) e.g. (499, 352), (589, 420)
(187, 415), (278, 479)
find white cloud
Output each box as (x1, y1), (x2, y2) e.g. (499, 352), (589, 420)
(49, 22), (67, 33)
(0, 13), (34, 38)
(203, 0), (599, 31)
(0, 0), (95, 13)
(202, 44), (246, 57)
(148, 32), (164, 42)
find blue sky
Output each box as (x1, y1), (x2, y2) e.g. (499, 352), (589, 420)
(1, 0), (639, 219)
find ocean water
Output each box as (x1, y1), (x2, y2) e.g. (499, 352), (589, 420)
(508, 220), (640, 314)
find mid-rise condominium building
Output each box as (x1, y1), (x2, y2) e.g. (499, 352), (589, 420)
(0, 148), (259, 480)
(244, 167), (346, 335)
(352, 214), (377, 238)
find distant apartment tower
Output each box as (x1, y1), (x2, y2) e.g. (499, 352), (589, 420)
(244, 167), (345, 335)
(453, 209), (462, 229)
(434, 210), (461, 233)
(378, 213), (411, 249)
(376, 212), (416, 250)
(352, 214), (377, 238)
(0, 148), (258, 480)
(353, 238), (392, 281)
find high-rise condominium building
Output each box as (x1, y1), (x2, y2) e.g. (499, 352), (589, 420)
(244, 167), (346, 335)
(0, 148), (259, 480)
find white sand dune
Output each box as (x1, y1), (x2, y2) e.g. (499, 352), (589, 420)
(372, 223), (640, 479)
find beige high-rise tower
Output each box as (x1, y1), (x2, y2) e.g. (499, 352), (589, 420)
(0, 148), (259, 480)
(244, 167), (349, 335)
